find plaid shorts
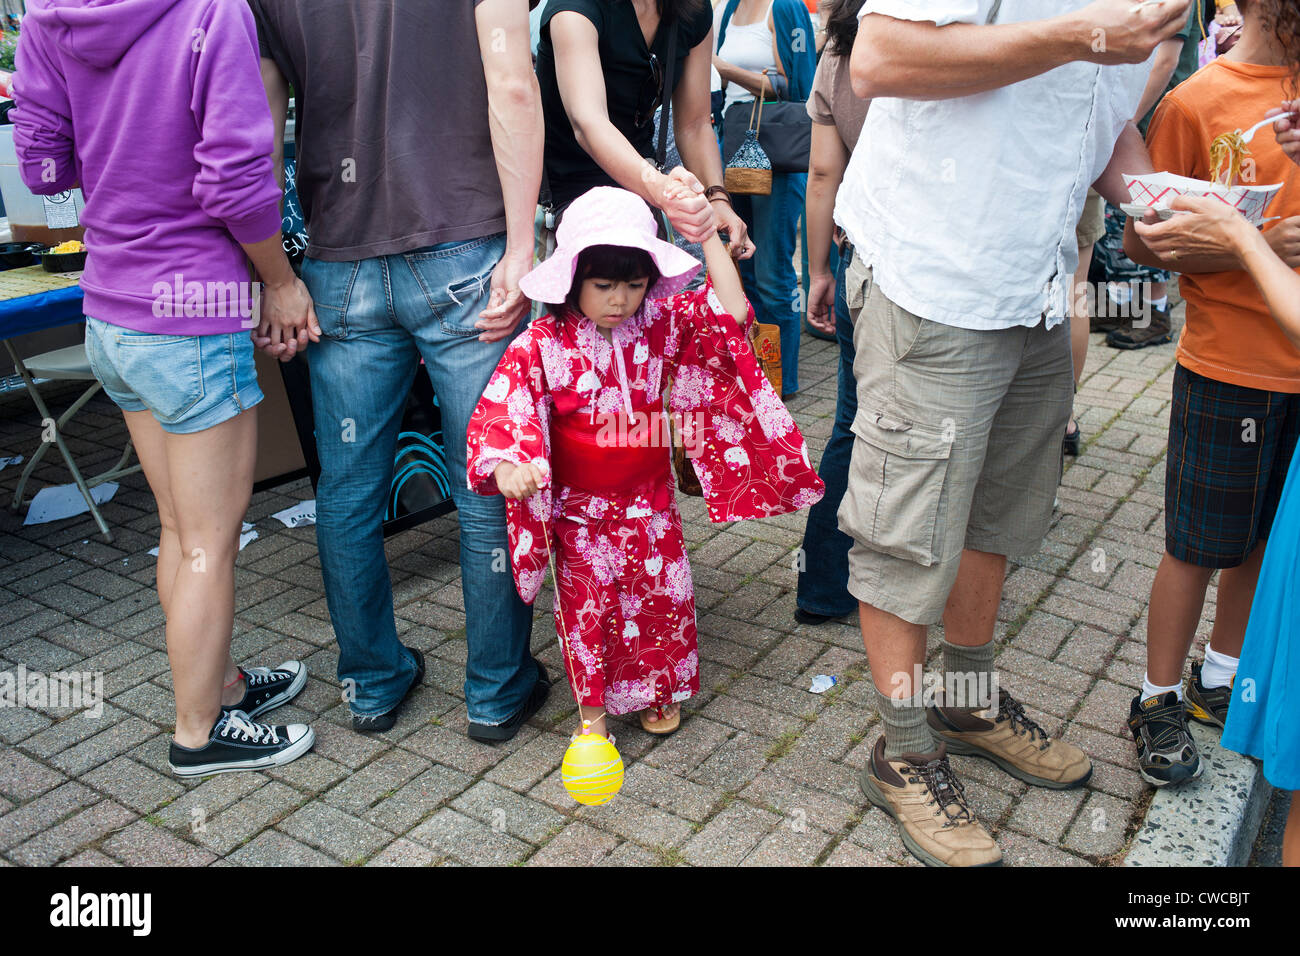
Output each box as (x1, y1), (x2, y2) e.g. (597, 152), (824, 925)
(1166, 363), (1300, 568)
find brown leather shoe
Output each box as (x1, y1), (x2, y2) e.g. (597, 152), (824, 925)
(1104, 304), (1173, 350)
(928, 688), (1092, 789)
(859, 738), (1002, 868)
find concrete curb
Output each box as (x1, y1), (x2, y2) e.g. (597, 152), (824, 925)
(1124, 723), (1272, 867)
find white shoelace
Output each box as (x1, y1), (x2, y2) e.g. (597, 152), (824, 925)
(241, 666), (280, 688)
(220, 710), (279, 745)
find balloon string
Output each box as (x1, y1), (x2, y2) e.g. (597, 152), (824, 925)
(541, 511), (583, 714)
(542, 518), (610, 737)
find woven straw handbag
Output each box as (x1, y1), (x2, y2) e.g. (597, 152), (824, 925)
(723, 96), (772, 196)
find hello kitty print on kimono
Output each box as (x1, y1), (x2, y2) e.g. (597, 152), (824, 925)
(466, 186), (823, 721)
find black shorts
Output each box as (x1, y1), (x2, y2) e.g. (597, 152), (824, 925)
(1165, 364), (1300, 568)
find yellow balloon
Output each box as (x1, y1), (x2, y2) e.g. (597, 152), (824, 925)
(562, 733), (624, 806)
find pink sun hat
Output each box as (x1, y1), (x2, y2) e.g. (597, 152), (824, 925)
(520, 186), (702, 302)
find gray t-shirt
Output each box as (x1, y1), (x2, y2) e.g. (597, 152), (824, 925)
(248, 0), (506, 261)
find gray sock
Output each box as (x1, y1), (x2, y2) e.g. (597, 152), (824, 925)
(874, 685), (933, 759)
(941, 638), (996, 710)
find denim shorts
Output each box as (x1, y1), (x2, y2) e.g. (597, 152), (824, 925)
(84, 317), (264, 434)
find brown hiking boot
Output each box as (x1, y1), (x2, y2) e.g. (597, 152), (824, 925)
(859, 738), (1002, 867)
(1089, 310), (1127, 334)
(1104, 304), (1172, 350)
(928, 688), (1092, 789)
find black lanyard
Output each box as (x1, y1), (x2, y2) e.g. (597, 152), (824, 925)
(654, 20), (678, 171)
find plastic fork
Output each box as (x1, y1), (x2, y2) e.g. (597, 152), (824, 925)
(1240, 112), (1299, 145)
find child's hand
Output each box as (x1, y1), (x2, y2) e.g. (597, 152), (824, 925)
(659, 166), (715, 243)
(1214, 2), (1241, 29)
(665, 181), (719, 241)
(666, 165), (703, 198)
(495, 461), (546, 499)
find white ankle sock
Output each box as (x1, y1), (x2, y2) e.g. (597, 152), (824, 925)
(1141, 673), (1183, 702)
(1200, 648), (1239, 689)
(1150, 295), (1169, 312)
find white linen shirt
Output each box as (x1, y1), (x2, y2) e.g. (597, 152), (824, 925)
(834, 0), (1153, 330)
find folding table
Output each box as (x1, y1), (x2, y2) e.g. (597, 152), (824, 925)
(0, 264), (139, 541)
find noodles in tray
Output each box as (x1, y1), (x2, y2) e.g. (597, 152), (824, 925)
(1209, 129), (1251, 187)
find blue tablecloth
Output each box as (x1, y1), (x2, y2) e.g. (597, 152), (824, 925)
(0, 284), (84, 341)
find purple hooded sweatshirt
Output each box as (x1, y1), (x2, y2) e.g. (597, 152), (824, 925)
(12, 0), (284, 334)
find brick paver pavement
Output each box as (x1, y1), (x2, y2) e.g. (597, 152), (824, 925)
(0, 300), (1208, 866)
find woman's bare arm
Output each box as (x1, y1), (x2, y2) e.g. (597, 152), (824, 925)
(805, 121), (849, 332)
(1136, 195), (1300, 347)
(715, 8), (785, 98)
(551, 12), (712, 242)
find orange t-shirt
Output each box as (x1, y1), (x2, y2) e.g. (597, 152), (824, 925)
(1146, 58), (1300, 393)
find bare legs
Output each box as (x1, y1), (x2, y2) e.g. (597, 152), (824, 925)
(943, 549), (1008, 647)
(1145, 543), (1263, 686)
(577, 704), (608, 739)
(575, 702), (679, 739)
(860, 602), (927, 699)
(122, 407), (257, 748)
(1286, 794), (1299, 867)
(1068, 241), (1094, 436)
(1208, 544), (1263, 660)
(860, 548), (1006, 701)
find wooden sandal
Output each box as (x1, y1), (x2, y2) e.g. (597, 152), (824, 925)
(640, 704), (680, 735)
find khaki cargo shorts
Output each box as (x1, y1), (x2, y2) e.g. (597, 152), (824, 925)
(1075, 188), (1106, 250)
(837, 254), (1073, 626)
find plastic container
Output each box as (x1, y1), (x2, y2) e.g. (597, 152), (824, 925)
(0, 124), (85, 246)
(0, 241), (42, 269)
(41, 247), (87, 273)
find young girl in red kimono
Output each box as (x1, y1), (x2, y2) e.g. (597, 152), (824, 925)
(467, 183), (823, 741)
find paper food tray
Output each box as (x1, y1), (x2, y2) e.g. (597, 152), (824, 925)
(1123, 172), (1283, 226)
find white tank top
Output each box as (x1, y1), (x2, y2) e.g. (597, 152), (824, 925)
(718, 1), (776, 113)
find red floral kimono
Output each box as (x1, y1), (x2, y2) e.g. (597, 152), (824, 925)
(467, 282), (823, 715)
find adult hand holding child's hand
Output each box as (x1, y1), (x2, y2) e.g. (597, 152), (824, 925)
(658, 166), (715, 244)
(477, 246), (534, 343)
(494, 461), (547, 500)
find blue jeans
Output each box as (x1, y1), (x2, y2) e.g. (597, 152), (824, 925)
(735, 171), (807, 394)
(300, 234), (535, 723)
(796, 249), (857, 617)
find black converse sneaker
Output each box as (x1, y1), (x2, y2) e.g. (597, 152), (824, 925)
(169, 709), (314, 777)
(222, 661), (307, 719)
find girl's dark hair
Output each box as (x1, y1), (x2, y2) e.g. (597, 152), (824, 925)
(1257, 0), (1300, 96)
(558, 244), (661, 316)
(824, 0), (868, 58)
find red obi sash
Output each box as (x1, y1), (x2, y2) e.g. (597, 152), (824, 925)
(550, 397), (669, 496)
